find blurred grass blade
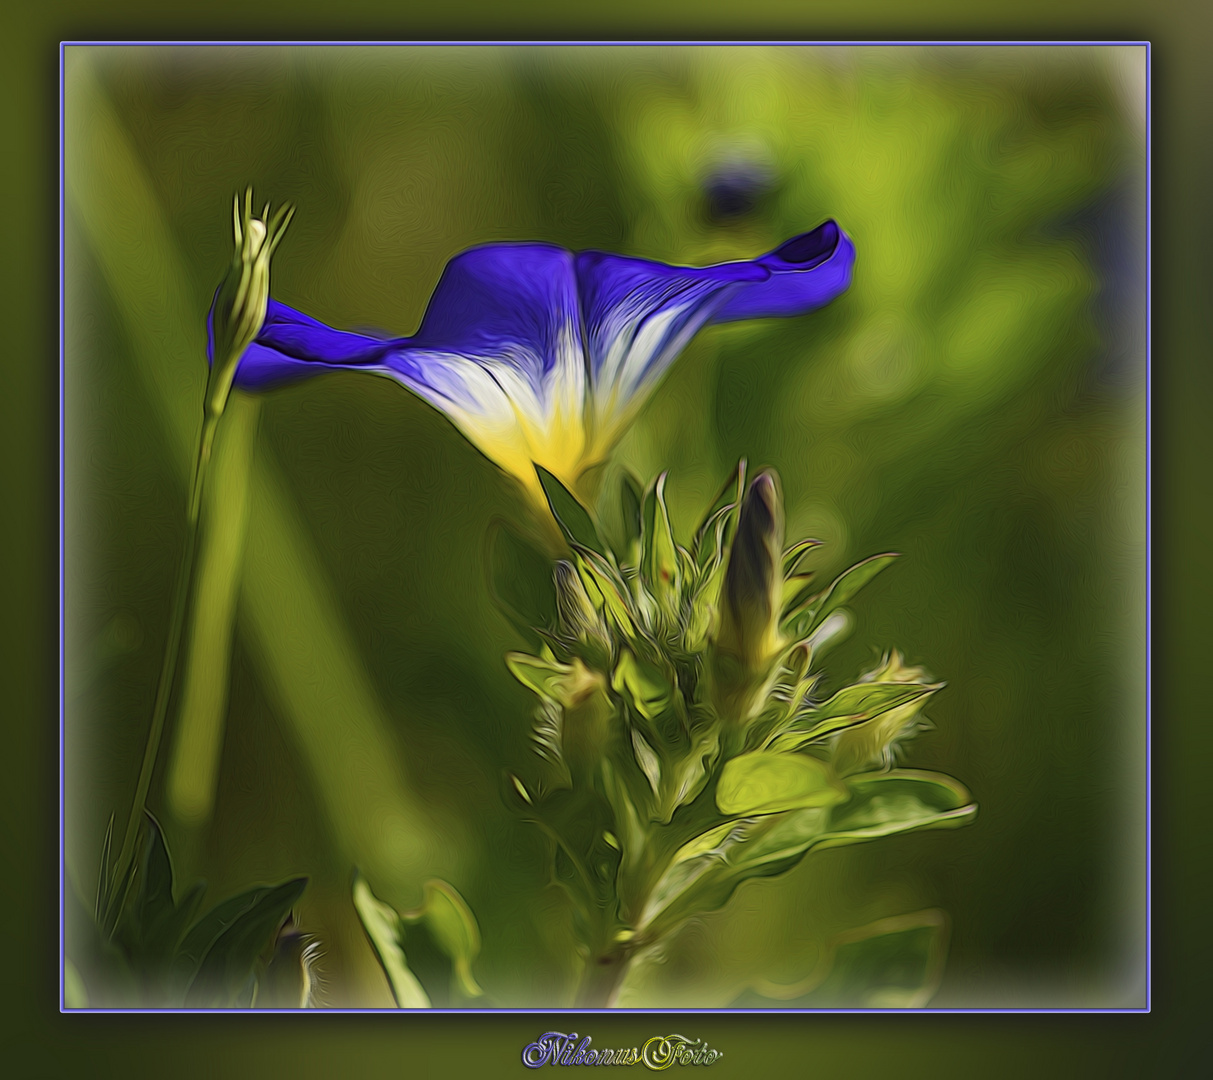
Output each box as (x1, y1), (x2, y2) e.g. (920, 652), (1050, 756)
(166, 393), (259, 826)
(65, 56), (447, 891)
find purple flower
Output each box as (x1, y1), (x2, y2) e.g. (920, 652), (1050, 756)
(215, 220), (854, 501)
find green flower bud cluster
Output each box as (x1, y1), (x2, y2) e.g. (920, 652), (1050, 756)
(503, 464), (976, 1002)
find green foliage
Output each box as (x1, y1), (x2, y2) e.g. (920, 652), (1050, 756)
(67, 813), (309, 1008)
(500, 464), (975, 1004)
(352, 873), (485, 1008)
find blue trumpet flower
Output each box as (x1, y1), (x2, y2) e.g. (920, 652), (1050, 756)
(215, 220), (855, 503)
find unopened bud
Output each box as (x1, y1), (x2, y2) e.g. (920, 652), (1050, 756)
(710, 471), (785, 729)
(717, 471), (783, 669)
(207, 188), (294, 421)
(555, 561), (602, 641)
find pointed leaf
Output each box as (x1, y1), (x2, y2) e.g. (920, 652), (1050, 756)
(772, 681), (942, 750)
(781, 573), (817, 614)
(506, 652), (573, 701)
(782, 537), (823, 577)
(598, 466), (645, 564)
(184, 877), (307, 1007)
(641, 473), (680, 606)
(783, 553), (900, 640)
(573, 548), (638, 640)
(352, 874), (431, 1007)
(95, 814), (115, 921)
(407, 881), (485, 1002)
(692, 460), (746, 561)
(536, 464), (605, 556)
(813, 770), (977, 851)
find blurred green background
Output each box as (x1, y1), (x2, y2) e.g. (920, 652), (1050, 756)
(63, 44), (1145, 1009)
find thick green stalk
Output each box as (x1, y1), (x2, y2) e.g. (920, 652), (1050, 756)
(109, 409), (220, 908)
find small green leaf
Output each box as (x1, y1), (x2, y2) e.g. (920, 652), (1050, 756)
(782, 553), (900, 640)
(95, 814), (115, 921)
(692, 460), (746, 564)
(782, 537), (823, 577)
(135, 812), (175, 926)
(408, 881), (485, 1001)
(717, 752), (845, 815)
(536, 464), (605, 555)
(641, 473), (680, 607)
(574, 548), (638, 640)
(506, 652), (573, 701)
(772, 681), (942, 750)
(780, 573), (817, 614)
(815, 770), (977, 850)
(112, 812), (178, 961)
(184, 877), (307, 1007)
(352, 874), (431, 1008)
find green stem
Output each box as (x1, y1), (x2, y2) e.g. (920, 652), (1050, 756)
(574, 940), (634, 1009)
(110, 409), (221, 908)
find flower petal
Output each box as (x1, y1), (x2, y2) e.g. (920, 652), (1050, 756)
(574, 219), (855, 450)
(220, 223), (854, 499)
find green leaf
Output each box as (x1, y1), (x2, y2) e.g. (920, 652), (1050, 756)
(134, 813), (175, 928)
(405, 881), (485, 1002)
(612, 649), (672, 722)
(505, 652), (573, 701)
(95, 813), (115, 921)
(717, 752), (846, 815)
(573, 548), (638, 641)
(772, 681), (942, 750)
(353, 874), (485, 1008)
(780, 572), (818, 615)
(536, 464), (605, 555)
(486, 518), (558, 644)
(782, 553), (900, 640)
(640, 472), (680, 607)
(354, 877), (432, 1008)
(183, 878), (307, 1007)
(813, 770), (977, 851)
(638, 808), (832, 939)
(639, 771), (973, 942)
(112, 812), (179, 963)
(692, 460), (746, 564)
(781, 537), (823, 577)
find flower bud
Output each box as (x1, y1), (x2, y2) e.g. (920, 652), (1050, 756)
(554, 561), (603, 642)
(833, 651), (938, 776)
(207, 189), (294, 421)
(717, 471), (784, 670)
